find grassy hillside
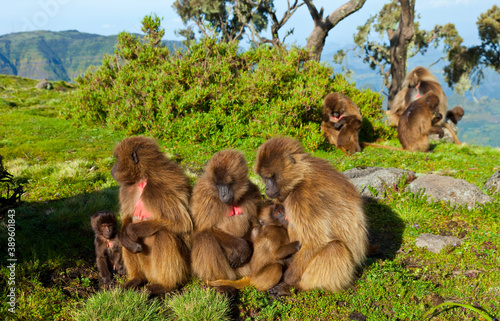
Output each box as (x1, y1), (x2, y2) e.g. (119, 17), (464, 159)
(0, 74), (498, 320)
(0, 30), (183, 82)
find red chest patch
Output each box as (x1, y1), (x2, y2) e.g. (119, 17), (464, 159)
(227, 205), (243, 217)
(134, 180), (152, 221)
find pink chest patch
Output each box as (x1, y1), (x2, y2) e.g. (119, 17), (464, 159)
(227, 205), (243, 217)
(330, 115), (343, 122)
(106, 240), (114, 248)
(133, 180), (152, 221)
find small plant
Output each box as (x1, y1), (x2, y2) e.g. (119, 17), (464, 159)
(166, 286), (231, 321)
(0, 155), (23, 217)
(73, 289), (166, 321)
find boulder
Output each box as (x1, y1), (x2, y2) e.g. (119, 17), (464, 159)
(484, 170), (500, 194)
(343, 167), (416, 199)
(415, 233), (462, 253)
(405, 174), (491, 209)
(35, 79), (52, 90)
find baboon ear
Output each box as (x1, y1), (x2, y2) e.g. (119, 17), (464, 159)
(287, 154), (296, 164)
(131, 151), (139, 164)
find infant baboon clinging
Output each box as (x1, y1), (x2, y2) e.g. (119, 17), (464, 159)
(321, 92), (362, 153)
(190, 149), (261, 285)
(208, 202), (299, 291)
(91, 211), (126, 284)
(255, 137), (368, 295)
(387, 66), (461, 145)
(397, 92), (445, 152)
(111, 136), (193, 295)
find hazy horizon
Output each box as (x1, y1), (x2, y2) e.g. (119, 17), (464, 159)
(1, 0), (497, 47)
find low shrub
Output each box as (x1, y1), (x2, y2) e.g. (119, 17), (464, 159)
(65, 14), (392, 152)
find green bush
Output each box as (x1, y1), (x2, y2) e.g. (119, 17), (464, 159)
(64, 14), (391, 152)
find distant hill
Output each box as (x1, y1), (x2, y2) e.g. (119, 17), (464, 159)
(0, 30), (183, 82)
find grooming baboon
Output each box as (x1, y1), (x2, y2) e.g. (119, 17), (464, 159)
(334, 115), (363, 154)
(91, 211), (126, 284)
(111, 136), (192, 295)
(397, 92), (445, 152)
(321, 93), (362, 152)
(190, 149), (261, 284)
(208, 202), (299, 291)
(255, 137), (368, 295)
(387, 66), (461, 144)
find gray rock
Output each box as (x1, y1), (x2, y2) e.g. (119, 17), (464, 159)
(35, 79), (52, 90)
(484, 170), (500, 194)
(405, 174), (492, 209)
(344, 167), (416, 199)
(415, 233), (462, 253)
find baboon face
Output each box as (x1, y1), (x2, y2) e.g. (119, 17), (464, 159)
(255, 138), (306, 202)
(446, 106), (464, 124)
(111, 136), (160, 185)
(91, 211), (117, 239)
(323, 93), (346, 120)
(205, 150), (250, 205)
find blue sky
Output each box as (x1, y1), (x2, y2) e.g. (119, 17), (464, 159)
(1, 0), (497, 47)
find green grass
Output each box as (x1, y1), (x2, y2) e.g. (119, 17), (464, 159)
(0, 75), (499, 320)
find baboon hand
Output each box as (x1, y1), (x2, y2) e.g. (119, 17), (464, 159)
(228, 238), (252, 268)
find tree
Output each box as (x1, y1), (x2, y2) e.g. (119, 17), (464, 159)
(173, 0), (271, 43)
(304, 0), (367, 61)
(444, 5), (500, 91)
(339, 0), (462, 109)
(173, 0), (367, 56)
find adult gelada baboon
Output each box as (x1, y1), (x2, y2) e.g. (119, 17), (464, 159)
(334, 115), (363, 154)
(387, 66), (462, 145)
(111, 136), (192, 295)
(398, 92), (445, 152)
(321, 93), (363, 153)
(190, 149), (261, 284)
(255, 137), (368, 295)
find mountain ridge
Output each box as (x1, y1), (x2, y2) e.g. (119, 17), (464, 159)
(0, 30), (183, 82)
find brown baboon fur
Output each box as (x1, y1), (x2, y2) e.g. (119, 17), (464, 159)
(446, 106), (465, 125)
(208, 202), (299, 291)
(321, 93), (362, 152)
(397, 92), (445, 152)
(111, 136), (192, 295)
(255, 137), (368, 294)
(387, 66), (461, 144)
(91, 211), (126, 285)
(190, 150), (261, 283)
(334, 115), (363, 154)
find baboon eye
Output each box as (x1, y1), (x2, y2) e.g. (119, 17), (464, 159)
(131, 151), (139, 164)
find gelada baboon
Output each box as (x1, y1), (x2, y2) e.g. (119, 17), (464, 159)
(398, 92), (445, 152)
(321, 93), (363, 153)
(190, 149), (261, 284)
(334, 115), (363, 154)
(91, 211), (126, 284)
(111, 136), (192, 294)
(255, 137), (368, 295)
(446, 106), (465, 125)
(387, 66), (461, 144)
(208, 202), (299, 291)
